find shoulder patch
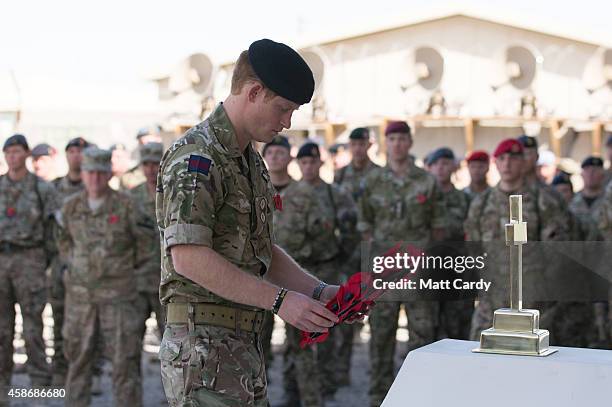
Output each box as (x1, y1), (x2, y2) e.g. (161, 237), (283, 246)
(188, 155), (212, 176)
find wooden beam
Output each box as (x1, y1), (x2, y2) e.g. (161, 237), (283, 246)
(549, 119), (561, 158)
(464, 118), (475, 154)
(592, 122), (603, 156)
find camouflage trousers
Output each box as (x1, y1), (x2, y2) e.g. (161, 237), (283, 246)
(283, 324), (323, 407)
(0, 247), (50, 387)
(135, 290), (165, 340)
(160, 323), (268, 407)
(260, 311), (275, 376)
(368, 300), (442, 407)
(63, 289), (142, 407)
(47, 257), (68, 384)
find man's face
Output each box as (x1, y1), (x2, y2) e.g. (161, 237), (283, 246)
(349, 139), (370, 163)
(142, 161), (160, 185)
(297, 156), (322, 182)
(111, 149), (130, 175)
(32, 155), (55, 179)
(245, 84), (299, 143)
(263, 146), (291, 172)
(554, 184), (573, 204)
(495, 153), (524, 184)
(429, 158), (455, 184)
(523, 147), (538, 172)
(66, 146), (83, 172)
(385, 133), (412, 163)
(582, 166), (604, 190)
(467, 160), (489, 184)
(82, 170), (112, 196)
(3, 145), (29, 171)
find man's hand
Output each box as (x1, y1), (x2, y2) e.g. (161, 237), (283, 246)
(319, 284), (339, 304)
(278, 291), (339, 333)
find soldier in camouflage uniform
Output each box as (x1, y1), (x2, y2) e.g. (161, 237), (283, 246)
(49, 137), (92, 386)
(0, 134), (57, 388)
(569, 157), (605, 241)
(518, 135), (542, 186)
(276, 142), (359, 403)
(463, 150), (490, 200)
(596, 179), (612, 346)
(261, 135), (298, 404)
(426, 147), (473, 340)
(57, 147), (144, 406)
(604, 135), (612, 187)
(551, 172), (574, 204)
(465, 139), (571, 341)
(129, 142), (165, 340)
(333, 127), (380, 387)
(359, 121), (446, 407)
(120, 127), (162, 193)
(156, 40), (342, 407)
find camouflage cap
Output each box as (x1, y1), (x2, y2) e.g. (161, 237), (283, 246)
(82, 147), (112, 172)
(139, 142), (164, 164)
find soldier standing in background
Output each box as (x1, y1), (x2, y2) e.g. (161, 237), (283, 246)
(31, 143), (59, 181)
(569, 157), (606, 241)
(260, 135), (296, 400)
(358, 121), (446, 407)
(333, 127), (380, 387)
(603, 135), (612, 187)
(0, 134), (57, 390)
(58, 147), (143, 406)
(129, 142), (165, 342)
(426, 147), (473, 340)
(276, 142), (359, 403)
(595, 177), (612, 347)
(121, 126), (163, 192)
(551, 172), (574, 204)
(465, 139), (570, 341)
(49, 137), (91, 386)
(463, 150), (490, 200)
(517, 135), (542, 186)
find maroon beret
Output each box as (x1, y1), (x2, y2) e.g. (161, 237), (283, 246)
(493, 139), (523, 158)
(466, 150), (490, 162)
(385, 121), (411, 136)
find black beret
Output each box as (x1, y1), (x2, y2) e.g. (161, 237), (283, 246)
(606, 134), (612, 147)
(262, 135), (291, 156)
(349, 127), (369, 140)
(248, 39), (315, 105)
(3, 134), (29, 151)
(552, 172), (572, 186)
(31, 143), (54, 158)
(581, 156), (604, 168)
(517, 135), (537, 149)
(65, 137), (90, 151)
(297, 142), (320, 159)
(425, 147), (455, 166)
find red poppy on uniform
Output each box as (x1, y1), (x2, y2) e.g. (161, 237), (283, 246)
(6, 207), (16, 218)
(416, 194), (427, 204)
(273, 194), (283, 211)
(109, 214), (119, 224)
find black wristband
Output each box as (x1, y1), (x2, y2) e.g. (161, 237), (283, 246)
(272, 288), (288, 315)
(312, 281), (328, 301)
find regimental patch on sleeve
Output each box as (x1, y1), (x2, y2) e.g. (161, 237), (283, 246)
(187, 155), (212, 176)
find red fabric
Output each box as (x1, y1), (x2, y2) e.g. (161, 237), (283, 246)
(493, 139), (523, 158)
(273, 194), (282, 211)
(385, 121), (410, 136)
(6, 207), (16, 218)
(466, 150), (489, 162)
(108, 215), (119, 224)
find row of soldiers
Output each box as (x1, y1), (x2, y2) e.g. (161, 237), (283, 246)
(258, 124), (612, 407)
(0, 131), (164, 406)
(1, 123), (611, 406)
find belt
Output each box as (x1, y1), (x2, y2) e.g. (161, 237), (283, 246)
(0, 242), (40, 253)
(166, 303), (265, 333)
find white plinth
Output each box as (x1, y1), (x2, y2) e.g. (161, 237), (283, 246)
(382, 339), (612, 407)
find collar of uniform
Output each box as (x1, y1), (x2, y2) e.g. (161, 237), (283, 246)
(208, 103), (242, 158)
(73, 190), (116, 216)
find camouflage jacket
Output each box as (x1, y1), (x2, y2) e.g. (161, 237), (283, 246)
(358, 164), (446, 242)
(156, 104), (276, 309)
(569, 192), (604, 241)
(464, 182), (571, 299)
(53, 175), (84, 204)
(57, 189), (145, 302)
(596, 183), (612, 241)
(275, 179), (358, 266)
(129, 182), (161, 294)
(334, 160), (380, 203)
(0, 171), (58, 249)
(443, 186), (470, 242)
(463, 185), (491, 202)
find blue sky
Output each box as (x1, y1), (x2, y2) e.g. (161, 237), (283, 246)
(1, 0), (610, 112)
